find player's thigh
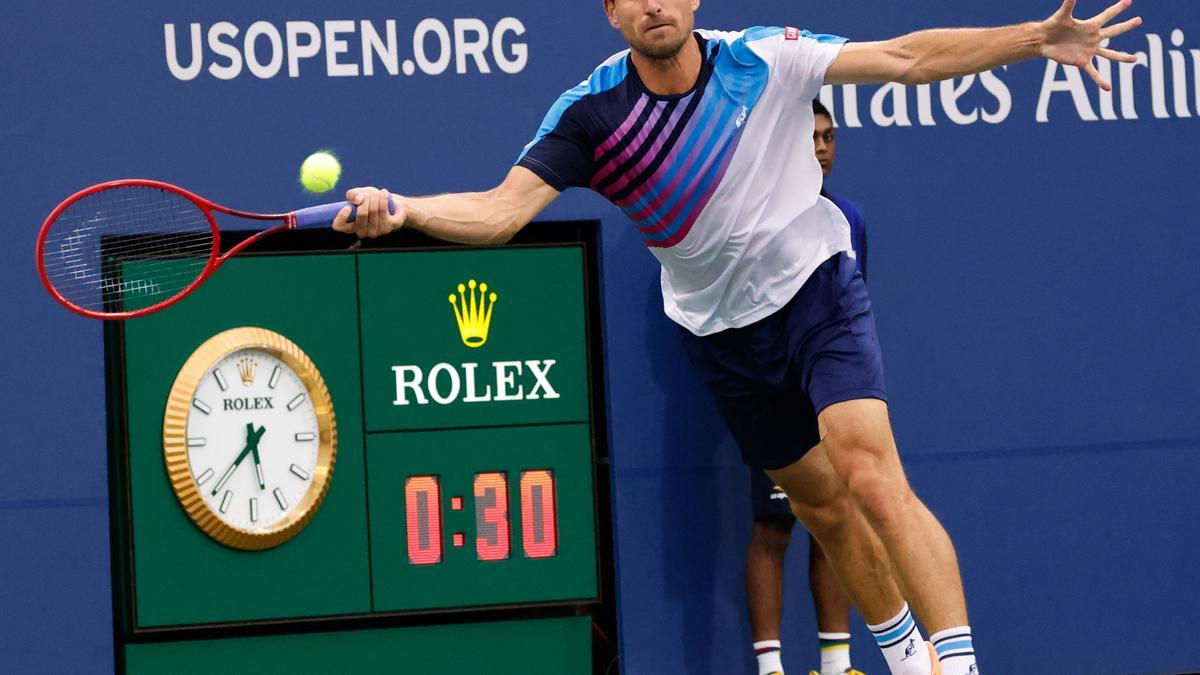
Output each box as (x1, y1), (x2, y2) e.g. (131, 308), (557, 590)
(765, 441), (844, 511)
(817, 398), (910, 495)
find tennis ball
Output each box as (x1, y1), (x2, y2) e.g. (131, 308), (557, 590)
(300, 151), (341, 193)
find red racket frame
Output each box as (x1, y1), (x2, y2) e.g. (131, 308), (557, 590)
(36, 179), (307, 320)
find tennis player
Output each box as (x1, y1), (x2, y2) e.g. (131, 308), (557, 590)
(334, 2), (1140, 673)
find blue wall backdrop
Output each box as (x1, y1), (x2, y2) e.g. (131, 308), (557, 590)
(3, 1), (1198, 673)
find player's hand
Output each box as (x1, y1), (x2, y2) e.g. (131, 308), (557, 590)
(332, 186), (407, 239)
(1039, 0), (1142, 91)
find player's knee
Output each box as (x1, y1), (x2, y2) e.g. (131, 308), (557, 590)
(788, 490), (854, 539)
(845, 469), (911, 528)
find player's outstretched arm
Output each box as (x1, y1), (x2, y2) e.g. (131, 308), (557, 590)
(331, 166), (560, 244)
(825, 0), (1142, 91)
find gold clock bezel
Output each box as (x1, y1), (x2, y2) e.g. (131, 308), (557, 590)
(162, 326), (337, 551)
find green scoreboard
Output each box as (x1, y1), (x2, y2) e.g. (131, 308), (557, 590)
(106, 239), (610, 673)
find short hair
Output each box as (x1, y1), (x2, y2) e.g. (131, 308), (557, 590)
(813, 99), (832, 120)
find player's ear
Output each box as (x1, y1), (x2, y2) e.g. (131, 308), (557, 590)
(691, 0), (701, 13)
(602, 0), (620, 29)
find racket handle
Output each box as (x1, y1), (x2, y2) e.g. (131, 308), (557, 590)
(293, 194), (395, 230)
(293, 201), (354, 229)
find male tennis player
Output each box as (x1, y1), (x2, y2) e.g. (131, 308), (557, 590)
(746, 99), (868, 675)
(334, 2), (1140, 673)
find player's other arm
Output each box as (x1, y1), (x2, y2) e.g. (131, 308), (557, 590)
(331, 166), (560, 244)
(825, 0), (1141, 91)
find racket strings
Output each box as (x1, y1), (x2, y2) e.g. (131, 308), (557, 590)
(40, 186), (215, 312)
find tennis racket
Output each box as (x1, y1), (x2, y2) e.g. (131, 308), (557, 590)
(35, 179), (392, 320)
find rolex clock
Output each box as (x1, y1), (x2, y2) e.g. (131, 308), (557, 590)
(162, 327), (337, 550)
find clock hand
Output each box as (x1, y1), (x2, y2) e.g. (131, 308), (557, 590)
(210, 424), (265, 497)
(211, 441), (254, 496)
(249, 424), (266, 490)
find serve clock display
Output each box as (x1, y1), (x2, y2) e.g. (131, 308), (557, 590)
(405, 470), (560, 565)
(162, 327), (337, 550)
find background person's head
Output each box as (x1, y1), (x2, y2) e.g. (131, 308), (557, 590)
(813, 100), (836, 180)
(604, 0), (700, 59)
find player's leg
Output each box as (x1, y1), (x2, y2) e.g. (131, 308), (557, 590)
(766, 444), (902, 623)
(674, 264), (950, 673)
(818, 399), (974, 674)
(793, 402), (860, 675)
(770, 447), (935, 675)
(819, 398), (965, 627)
(809, 536), (851, 633)
(809, 535), (857, 675)
(746, 469), (797, 675)
(784, 253), (955, 674)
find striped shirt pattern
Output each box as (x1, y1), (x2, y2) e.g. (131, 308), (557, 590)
(519, 27), (850, 335)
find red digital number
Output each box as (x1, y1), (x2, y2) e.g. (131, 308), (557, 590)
(474, 472), (511, 561)
(405, 475), (442, 565)
(520, 470), (558, 559)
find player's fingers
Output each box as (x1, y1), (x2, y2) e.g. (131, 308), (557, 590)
(349, 189), (371, 236)
(1092, 0), (1131, 27)
(346, 186), (378, 206)
(1084, 62), (1112, 91)
(1057, 0), (1077, 19)
(367, 189), (383, 234)
(331, 205), (354, 232)
(379, 189), (392, 234)
(375, 191), (391, 236)
(345, 188), (365, 233)
(1097, 47), (1137, 63)
(1101, 16), (1142, 39)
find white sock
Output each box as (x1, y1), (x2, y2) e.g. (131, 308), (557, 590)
(754, 639), (784, 675)
(818, 631), (851, 675)
(930, 626), (977, 675)
(867, 603), (932, 675)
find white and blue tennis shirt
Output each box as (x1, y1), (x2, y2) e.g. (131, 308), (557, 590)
(517, 27), (853, 336)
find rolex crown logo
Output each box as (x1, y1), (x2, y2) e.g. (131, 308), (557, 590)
(237, 356), (256, 386)
(448, 279), (498, 349)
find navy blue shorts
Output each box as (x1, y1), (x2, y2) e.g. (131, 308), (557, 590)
(751, 467), (795, 520)
(680, 253), (886, 470)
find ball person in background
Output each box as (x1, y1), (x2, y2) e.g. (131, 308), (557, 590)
(746, 99), (867, 675)
(334, 2), (1140, 673)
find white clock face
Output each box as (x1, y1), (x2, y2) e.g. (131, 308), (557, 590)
(185, 348), (321, 533)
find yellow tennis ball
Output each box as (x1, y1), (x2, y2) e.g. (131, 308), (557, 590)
(300, 151), (341, 193)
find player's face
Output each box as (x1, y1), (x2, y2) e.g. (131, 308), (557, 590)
(814, 114), (836, 179)
(604, 0), (699, 59)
